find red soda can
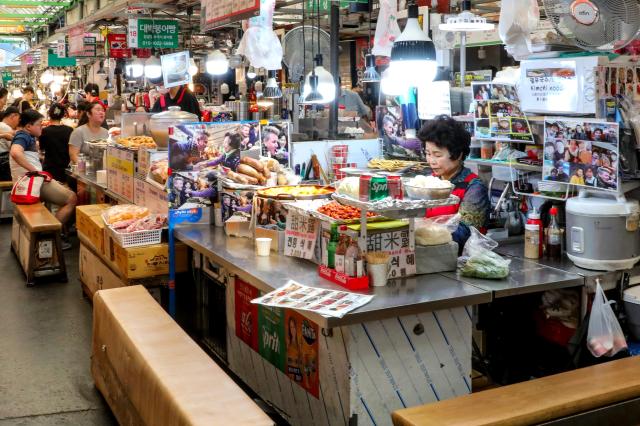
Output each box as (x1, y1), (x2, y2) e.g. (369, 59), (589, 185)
(387, 174), (403, 200)
(359, 174), (372, 201)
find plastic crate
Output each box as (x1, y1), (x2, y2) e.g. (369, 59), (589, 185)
(108, 226), (162, 248)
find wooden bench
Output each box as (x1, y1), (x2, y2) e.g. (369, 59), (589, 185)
(11, 203), (67, 286)
(92, 286), (274, 426)
(392, 356), (640, 426)
(0, 180), (13, 218)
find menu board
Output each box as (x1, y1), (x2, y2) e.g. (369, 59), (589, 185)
(68, 26), (84, 57)
(284, 211), (318, 260)
(107, 146), (135, 202)
(542, 118), (619, 192)
(472, 83), (534, 143)
(201, 0), (260, 30)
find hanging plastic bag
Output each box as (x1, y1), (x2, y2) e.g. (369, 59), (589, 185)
(415, 214), (460, 246)
(458, 227), (510, 279)
(237, 0), (283, 70)
(11, 171), (52, 205)
(372, 0), (401, 57)
(587, 281), (627, 358)
(498, 0), (539, 60)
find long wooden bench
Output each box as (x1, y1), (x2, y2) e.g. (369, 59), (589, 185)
(92, 286), (274, 426)
(11, 203), (66, 286)
(392, 356), (640, 426)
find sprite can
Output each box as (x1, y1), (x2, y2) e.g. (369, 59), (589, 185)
(369, 176), (389, 201)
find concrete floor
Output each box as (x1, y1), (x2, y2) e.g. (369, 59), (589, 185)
(0, 222), (117, 425)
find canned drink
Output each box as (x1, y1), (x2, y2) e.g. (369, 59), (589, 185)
(369, 176), (389, 201)
(359, 174), (372, 202)
(387, 174), (403, 200)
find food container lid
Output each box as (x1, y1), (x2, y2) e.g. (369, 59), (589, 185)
(150, 106), (198, 121)
(525, 223), (539, 231)
(567, 195), (640, 217)
(624, 285), (640, 304)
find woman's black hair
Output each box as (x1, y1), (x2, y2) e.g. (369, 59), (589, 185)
(418, 115), (470, 161)
(78, 101), (102, 126)
(19, 109), (43, 127)
(228, 133), (242, 150)
(84, 83), (99, 96)
(22, 86), (34, 94)
(48, 103), (67, 121)
(0, 88), (7, 99)
(0, 106), (19, 121)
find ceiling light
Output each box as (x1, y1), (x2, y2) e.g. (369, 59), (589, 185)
(439, 0), (495, 32)
(40, 69), (53, 85)
(301, 55), (336, 104)
(52, 70), (66, 84)
(390, 3), (437, 87)
(263, 70), (282, 98)
(126, 59), (144, 78)
(50, 82), (61, 94)
(189, 58), (199, 76)
(96, 60), (107, 76)
(302, 74), (323, 104)
(144, 56), (162, 79)
(256, 92), (273, 107)
(380, 68), (404, 96)
(361, 54), (380, 83)
(206, 49), (229, 75)
(220, 83), (230, 95)
(104, 77), (113, 90)
(247, 66), (257, 79)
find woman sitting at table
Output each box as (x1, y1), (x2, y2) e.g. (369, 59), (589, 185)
(418, 115), (490, 250)
(68, 101), (108, 164)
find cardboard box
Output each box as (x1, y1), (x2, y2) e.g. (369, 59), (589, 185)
(76, 204), (110, 255)
(133, 177), (167, 214)
(133, 178), (146, 207)
(79, 243), (126, 298)
(107, 237), (188, 279)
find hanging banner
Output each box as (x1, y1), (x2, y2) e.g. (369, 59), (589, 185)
(68, 26), (84, 57)
(200, 0), (259, 30)
(75, 36), (97, 58)
(47, 49), (76, 67)
(107, 33), (131, 58)
(128, 18), (179, 49)
(56, 39), (66, 58)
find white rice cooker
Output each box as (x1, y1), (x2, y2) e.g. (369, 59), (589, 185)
(566, 190), (640, 271)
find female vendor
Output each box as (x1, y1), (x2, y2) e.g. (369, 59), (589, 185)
(418, 115), (490, 249)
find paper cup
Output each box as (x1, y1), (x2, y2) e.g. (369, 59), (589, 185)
(368, 263), (389, 287)
(255, 238), (272, 256)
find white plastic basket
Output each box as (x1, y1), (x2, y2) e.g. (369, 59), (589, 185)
(108, 226), (162, 248)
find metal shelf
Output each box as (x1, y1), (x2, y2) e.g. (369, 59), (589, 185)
(466, 158), (542, 172)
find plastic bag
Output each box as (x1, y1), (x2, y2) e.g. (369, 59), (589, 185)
(498, 0), (539, 60)
(415, 214), (460, 246)
(587, 281), (627, 358)
(371, 0), (401, 57)
(458, 227), (510, 279)
(237, 0), (283, 70)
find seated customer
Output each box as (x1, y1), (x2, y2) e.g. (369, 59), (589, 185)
(0, 107), (20, 181)
(10, 110), (77, 249)
(418, 115), (490, 250)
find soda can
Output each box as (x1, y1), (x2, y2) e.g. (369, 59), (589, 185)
(359, 174), (372, 202)
(369, 176), (389, 201)
(387, 174), (403, 200)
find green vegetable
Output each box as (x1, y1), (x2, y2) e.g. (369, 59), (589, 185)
(460, 250), (510, 279)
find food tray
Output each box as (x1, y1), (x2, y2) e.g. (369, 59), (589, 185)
(107, 226), (162, 248)
(332, 193), (460, 219)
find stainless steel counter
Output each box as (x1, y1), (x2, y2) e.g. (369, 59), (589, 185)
(175, 226), (492, 328)
(66, 169), (134, 204)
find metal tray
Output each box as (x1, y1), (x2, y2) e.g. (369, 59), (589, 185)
(332, 193), (460, 219)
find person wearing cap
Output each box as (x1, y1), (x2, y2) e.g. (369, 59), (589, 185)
(84, 83), (107, 110)
(151, 84), (201, 120)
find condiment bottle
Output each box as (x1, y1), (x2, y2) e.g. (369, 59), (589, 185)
(327, 223), (339, 268)
(526, 208), (543, 258)
(546, 207), (562, 260)
(335, 225), (349, 273)
(524, 223), (540, 259)
(345, 238), (364, 277)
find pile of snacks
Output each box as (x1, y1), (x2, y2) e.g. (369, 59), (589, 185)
(317, 201), (376, 220)
(116, 136), (157, 149)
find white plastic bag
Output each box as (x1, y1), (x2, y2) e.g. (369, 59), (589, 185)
(372, 0), (401, 57)
(458, 227), (510, 279)
(498, 0), (539, 60)
(237, 0), (283, 70)
(587, 281), (627, 358)
(415, 214), (460, 246)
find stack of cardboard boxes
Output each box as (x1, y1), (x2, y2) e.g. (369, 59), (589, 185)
(76, 204), (187, 301)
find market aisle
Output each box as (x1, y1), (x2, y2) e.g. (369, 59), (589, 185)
(0, 222), (117, 425)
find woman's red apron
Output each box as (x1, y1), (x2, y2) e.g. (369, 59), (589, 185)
(159, 87), (186, 109)
(426, 172), (487, 233)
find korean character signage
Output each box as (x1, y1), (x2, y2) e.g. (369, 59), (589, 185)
(284, 211), (318, 260)
(128, 18), (179, 49)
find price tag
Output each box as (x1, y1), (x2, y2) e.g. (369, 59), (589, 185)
(366, 229), (416, 277)
(284, 211), (318, 260)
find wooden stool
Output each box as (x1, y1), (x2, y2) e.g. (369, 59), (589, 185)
(0, 181), (13, 219)
(11, 203), (67, 287)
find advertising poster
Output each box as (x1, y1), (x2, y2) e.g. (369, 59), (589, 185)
(543, 118), (619, 191)
(258, 305), (286, 371)
(168, 122), (260, 171)
(376, 105), (424, 161)
(168, 171), (214, 209)
(597, 65), (640, 100)
(520, 66), (579, 113)
(235, 279), (260, 351)
(221, 187), (254, 221)
(260, 121), (290, 167)
(107, 33), (131, 58)
(284, 310), (319, 398)
(161, 51), (191, 89)
(472, 83), (534, 142)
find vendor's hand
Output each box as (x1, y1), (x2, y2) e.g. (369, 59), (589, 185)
(193, 162), (204, 171)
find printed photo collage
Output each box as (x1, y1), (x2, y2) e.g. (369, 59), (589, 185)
(168, 121), (291, 210)
(472, 83), (534, 143)
(543, 118), (620, 191)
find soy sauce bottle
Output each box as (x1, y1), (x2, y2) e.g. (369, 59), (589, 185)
(546, 207), (562, 260)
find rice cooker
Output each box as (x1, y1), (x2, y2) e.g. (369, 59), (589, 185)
(566, 190), (640, 271)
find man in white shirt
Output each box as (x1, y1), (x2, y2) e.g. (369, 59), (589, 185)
(0, 106), (19, 181)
